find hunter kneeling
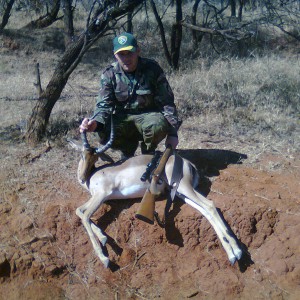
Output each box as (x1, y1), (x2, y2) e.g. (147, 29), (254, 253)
(79, 32), (181, 222)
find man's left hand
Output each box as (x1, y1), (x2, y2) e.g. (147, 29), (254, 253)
(165, 135), (178, 149)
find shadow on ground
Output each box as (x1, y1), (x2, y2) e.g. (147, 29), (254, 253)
(177, 148), (247, 176)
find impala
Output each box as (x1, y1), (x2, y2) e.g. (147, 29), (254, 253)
(68, 132), (242, 268)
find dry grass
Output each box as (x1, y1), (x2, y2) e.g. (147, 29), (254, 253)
(0, 4), (299, 166)
(171, 55), (299, 155)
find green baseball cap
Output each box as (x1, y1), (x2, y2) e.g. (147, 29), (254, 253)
(113, 33), (138, 54)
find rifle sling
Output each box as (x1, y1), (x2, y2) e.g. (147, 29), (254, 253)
(149, 145), (173, 195)
(165, 153), (183, 218)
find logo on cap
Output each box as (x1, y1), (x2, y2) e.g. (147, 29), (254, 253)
(118, 36), (127, 45)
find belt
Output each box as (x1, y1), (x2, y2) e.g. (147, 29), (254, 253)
(115, 109), (159, 115)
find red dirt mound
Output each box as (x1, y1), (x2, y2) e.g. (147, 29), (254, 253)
(0, 145), (299, 299)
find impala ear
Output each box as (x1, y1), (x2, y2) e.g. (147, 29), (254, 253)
(98, 152), (114, 163)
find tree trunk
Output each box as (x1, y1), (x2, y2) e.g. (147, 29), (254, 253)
(23, 0), (61, 29)
(25, 0), (143, 145)
(126, 0), (133, 33)
(149, 0), (172, 67)
(238, 0), (244, 21)
(149, 0), (183, 69)
(63, 0), (74, 47)
(26, 37), (86, 144)
(191, 0), (202, 50)
(0, 0), (15, 31)
(229, 0), (236, 17)
(170, 0), (182, 70)
(126, 10), (133, 32)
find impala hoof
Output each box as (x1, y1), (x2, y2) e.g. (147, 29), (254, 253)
(229, 248), (243, 265)
(234, 248), (243, 261)
(102, 257), (110, 268)
(229, 256), (237, 265)
(100, 236), (107, 246)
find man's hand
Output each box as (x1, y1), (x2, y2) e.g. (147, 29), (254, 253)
(79, 118), (98, 133)
(165, 135), (178, 149)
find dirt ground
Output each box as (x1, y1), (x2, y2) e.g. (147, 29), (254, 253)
(0, 138), (299, 300)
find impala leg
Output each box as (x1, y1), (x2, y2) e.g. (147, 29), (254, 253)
(76, 195), (110, 267)
(76, 201), (107, 246)
(178, 185), (242, 264)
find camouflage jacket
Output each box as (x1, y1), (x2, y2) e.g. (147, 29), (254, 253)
(91, 57), (180, 135)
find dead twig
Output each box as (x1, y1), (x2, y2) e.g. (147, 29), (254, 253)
(132, 252), (146, 269)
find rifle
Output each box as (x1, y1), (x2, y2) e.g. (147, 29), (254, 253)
(135, 145), (173, 224)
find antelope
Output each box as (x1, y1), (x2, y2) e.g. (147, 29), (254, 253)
(68, 132), (242, 268)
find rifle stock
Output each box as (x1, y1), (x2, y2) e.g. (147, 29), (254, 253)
(135, 188), (156, 224)
(136, 145), (173, 224)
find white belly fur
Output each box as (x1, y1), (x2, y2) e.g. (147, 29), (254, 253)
(112, 184), (147, 199)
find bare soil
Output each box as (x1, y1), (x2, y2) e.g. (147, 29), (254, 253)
(0, 28), (300, 300)
(0, 139), (299, 300)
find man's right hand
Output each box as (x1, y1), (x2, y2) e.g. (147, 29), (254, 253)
(165, 135), (178, 149)
(79, 118), (98, 133)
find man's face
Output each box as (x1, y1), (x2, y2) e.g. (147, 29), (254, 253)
(114, 49), (140, 73)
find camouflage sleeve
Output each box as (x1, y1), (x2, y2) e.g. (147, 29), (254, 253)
(153, 67), (180, 135)
(90, 69), (115, 126)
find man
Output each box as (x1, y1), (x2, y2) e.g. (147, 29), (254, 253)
(80, 32), (180, 158)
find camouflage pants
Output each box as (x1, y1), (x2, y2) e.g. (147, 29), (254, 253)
(101, 112), (170, 156)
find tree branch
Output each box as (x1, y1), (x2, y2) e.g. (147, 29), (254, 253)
(149, 0), (172, 67)
(181, 21), (252, 41)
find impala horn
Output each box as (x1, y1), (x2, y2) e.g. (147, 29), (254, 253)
(95, 114), (115, 154)
(80, 114), (115, 154)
